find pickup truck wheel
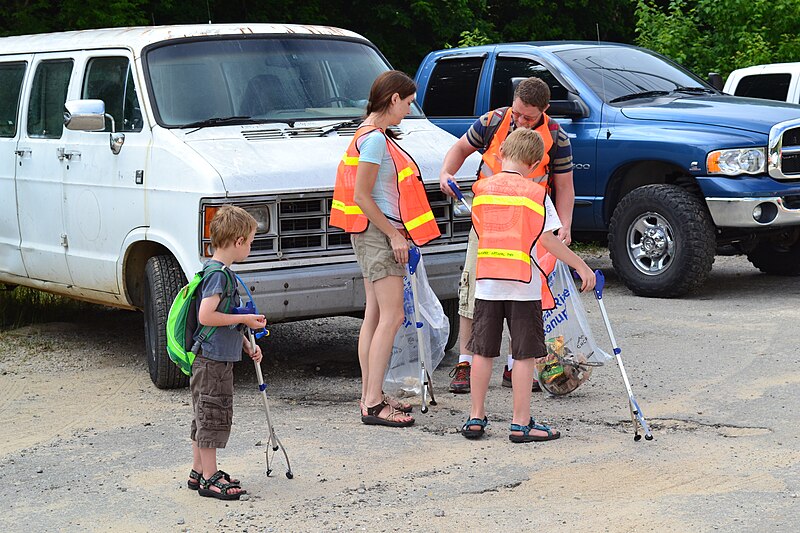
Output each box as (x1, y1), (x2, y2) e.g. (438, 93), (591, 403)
(746, 229), (800, 275)
(144, 255), (188, 389)
(609, 184), (715, 297)
(441, 298), (459, 352)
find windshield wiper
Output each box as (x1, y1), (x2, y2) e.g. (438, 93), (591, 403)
(319, 118), (363, 137)
(671, 86), (718, 95)
(183, 116), (261, 134)
(609, 90), (670, 104)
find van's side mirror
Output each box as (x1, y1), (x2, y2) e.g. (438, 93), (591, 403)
(64, 99), (106, 131)
(64, 99), (126, 154)
(707, 72), (723, 91)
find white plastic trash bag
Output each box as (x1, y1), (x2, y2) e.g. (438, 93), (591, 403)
(537, 260), (611, 395)
(384, 255), (449, 396)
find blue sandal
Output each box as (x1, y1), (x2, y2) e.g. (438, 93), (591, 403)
(461, 416), (488, 439)
(509, 417), (560, 443)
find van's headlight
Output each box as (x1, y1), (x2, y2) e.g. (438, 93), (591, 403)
(707, 148), (766, 175)
(244, 206), (271, 234)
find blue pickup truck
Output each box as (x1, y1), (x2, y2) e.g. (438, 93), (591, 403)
(415, 42), (800, 296)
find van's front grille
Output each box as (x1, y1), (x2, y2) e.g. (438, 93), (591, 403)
(243, 185), (472, 259)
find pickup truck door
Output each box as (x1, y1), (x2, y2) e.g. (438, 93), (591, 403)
(417, 53), (489, 137)
(0, 57), (31, 279)
(485, 55), (600, 230)
(61, 53), (148, 294)
(15, 55), (75, 285)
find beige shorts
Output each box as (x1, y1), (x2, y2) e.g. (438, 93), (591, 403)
(457, 228), (479, 319)
(351, 223), (406, 282)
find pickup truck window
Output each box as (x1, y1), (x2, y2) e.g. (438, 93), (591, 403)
(732, 73), (791, 102)
(145, 37), (420, 127)
(490, 57), (567, 110)
(423, 56), (483, 117)
(0, 62), (26, 138)
(27, 60), (73, 138)
(554, 46), (707, 104)
(82, 57), (144, 133)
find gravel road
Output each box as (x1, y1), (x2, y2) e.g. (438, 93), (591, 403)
(0, 252), (798, 532)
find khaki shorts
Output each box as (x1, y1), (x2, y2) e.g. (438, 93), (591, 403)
(467, 299), (546, 359)
(458, 228), (479, 319)
(351, 223), (406, 282)
(190, 356), (234, 449)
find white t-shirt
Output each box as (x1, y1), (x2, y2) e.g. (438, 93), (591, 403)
(474, 194), (562, 302)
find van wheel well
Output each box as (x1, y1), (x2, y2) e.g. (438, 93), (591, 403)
(123, 241), (173, 309)
(604, 161), (703, 224)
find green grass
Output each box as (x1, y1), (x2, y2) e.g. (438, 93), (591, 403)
(0, 285), (92, 330)
(571, 241), (607, 255)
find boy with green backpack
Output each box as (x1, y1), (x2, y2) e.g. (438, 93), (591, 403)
(176, 205), (266, 500)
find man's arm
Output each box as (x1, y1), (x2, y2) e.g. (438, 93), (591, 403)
(552, 170), (574, 245)
(439, 135), (478, 197)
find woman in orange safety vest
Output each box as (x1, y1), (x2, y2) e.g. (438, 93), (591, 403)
(329, 71), (438, 428)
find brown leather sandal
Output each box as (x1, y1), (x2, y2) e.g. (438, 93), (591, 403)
(360, 400), (415, 427)
(383, 392), (413, 413)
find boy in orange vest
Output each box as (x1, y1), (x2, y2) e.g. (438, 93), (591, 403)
(460, 128), (596, 443)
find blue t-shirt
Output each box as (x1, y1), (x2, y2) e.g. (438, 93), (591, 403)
(357, 130), (403, 227)
(195, 260), (243, 362)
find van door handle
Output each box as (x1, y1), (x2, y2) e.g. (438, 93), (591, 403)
(57, 148), (81, 161)
(14, 148), (32, 157)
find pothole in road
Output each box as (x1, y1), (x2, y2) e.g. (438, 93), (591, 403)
(629, 418), (772, 437)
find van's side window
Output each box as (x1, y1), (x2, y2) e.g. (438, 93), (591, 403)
(490, 57), (568, 111)
(27, 60), (73, 138)
(0, 62), (26, 138)
(83, 57), (143, 132)
(423, 57), (484, 117)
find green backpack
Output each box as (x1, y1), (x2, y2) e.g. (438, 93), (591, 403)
(166, 264), (235, 376)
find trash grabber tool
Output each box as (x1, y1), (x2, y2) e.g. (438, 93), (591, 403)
(583, 269), (653, 441)
(233, 274), (294, 478)
(407, 246), (437, 413)
(447, 179), (472, 214)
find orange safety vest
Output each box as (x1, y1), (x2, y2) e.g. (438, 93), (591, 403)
(478, 108), (557, 185)
(472, 172), (556, 310)
(330, 126), (440, 246)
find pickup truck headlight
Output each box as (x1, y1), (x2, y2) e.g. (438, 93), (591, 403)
(707, 148), (766, 175)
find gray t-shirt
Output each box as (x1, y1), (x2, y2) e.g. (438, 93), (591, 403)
(195, 260), (243, 362)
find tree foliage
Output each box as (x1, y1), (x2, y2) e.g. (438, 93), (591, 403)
(635, 0), (800, 78)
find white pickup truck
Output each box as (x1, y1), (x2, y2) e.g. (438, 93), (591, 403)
(724, 62), (800, 104)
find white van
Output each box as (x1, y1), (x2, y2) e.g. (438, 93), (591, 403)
(0, 24), (479, 388)
(723, 62), (800, 104)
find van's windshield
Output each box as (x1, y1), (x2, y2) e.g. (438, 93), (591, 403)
(145, 36), (424, 127)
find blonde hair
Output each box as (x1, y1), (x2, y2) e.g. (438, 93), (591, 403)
(209, 205), (257, 249)
(501, 128), (545, 167)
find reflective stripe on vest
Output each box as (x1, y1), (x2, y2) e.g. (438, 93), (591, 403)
(329, 126), (440, 245)
(478, 109), (555, 184)
(472, 173), (555, 309)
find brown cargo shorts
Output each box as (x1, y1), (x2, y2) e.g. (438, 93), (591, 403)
(351, 222), (406, 282)
(467, 299), (546, 359)
(190, 355), (234, 449)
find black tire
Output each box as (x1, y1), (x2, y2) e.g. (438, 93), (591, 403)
(441, 298), (459, 352)
(144, 255), (188, 389)
(746, 228), (800, 275)
(608, 184), (715, 297)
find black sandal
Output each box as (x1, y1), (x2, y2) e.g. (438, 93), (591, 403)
(188, 469), (241, 491)
(361, 400), (415, 427)
(461, 416), (488, 439)
(198, 470), (246, 500)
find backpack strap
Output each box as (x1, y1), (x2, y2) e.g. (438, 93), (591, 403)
(482, 107), (509, 153)
(190, 264), (237, 353)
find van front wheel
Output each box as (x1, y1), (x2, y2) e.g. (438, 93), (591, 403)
(442, 298), (459, 352)
(144, 255), (188, 389)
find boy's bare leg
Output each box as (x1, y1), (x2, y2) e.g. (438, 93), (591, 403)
(511, 358), (556, 438)
(468, 354), (493, 425)
(459, 316), (473, 355)
(191, 440), (202, 475)
(199, 446), (242, 495)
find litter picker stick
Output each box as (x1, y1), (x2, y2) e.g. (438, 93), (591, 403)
(233, 273), (294, 478)
(587, 270), (654, 441)
(407, 246), (437, 413)
(447, 179), (472, 214)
